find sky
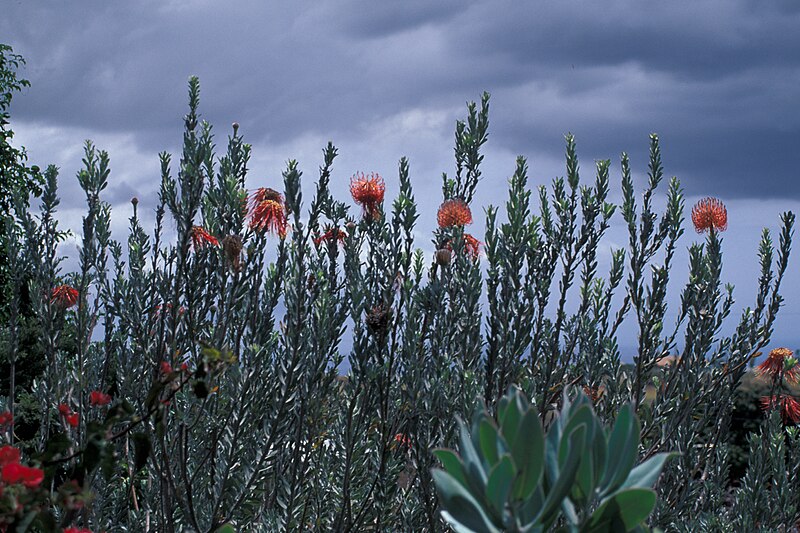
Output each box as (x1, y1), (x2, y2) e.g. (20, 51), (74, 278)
(4, 0), (800, 355)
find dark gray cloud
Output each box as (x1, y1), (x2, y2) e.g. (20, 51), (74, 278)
(4, 0), (798, 198)
(5, 0), (800, 350)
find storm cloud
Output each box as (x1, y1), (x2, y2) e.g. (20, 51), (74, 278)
(4, 1), (800, 349)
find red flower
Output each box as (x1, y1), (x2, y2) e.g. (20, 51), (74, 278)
(394, 433), (411, 449)
(761, 394), (800, 424)
(0, 411), (12, 428)
(89, 391), (111, 407)
(444, 233), (481, 259)
(437, 199), (473, 228)
(691, 197), (727, 233)
(65, 413), (79, 428)
(0, 446), (20, 467)
(51, 285), (79, 308)
(757, 347), (798, 383)
(2, 463), (44, 488)
(248, 188), (288, 237)
(161, 361), (173, 375)
(463, 234), (481, 258)
(58, 403), (71, 416)
(350, 172), (385, 220)
(314, 226), (347, 247)
(190, 226), (219, 249)
(64, 528), (93, 533)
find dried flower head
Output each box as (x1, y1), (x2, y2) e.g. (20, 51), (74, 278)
(757, 347), (799, 383)
(582, 385), (604, 404)
(365, 304), (392, 336)
(222, 234), (244, 271)
(350, 172), (385, 220)
(760, 394), (800, 424)
(51, 285), (79, 309)
(435, 248), (453, 267)
(190, 226), (220, 249)
(437, 198), (473, 228)
(248, 188), (288, 237)
(691, 197), (728, 233)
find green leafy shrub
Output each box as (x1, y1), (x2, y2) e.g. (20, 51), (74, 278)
(433, 386), (675, 532)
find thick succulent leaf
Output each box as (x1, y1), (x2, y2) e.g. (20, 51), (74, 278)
(587, 488), (656, 532)
(536, 423), (586, 524)
(433, 469), (503, 533)
(619, 452), (677, 491)
(459, 419), (489, 492)
(487, 454), (515, 517)
(479, 418), (501, 467)
(500, 392), (524, 446)
(511, 409), (545, 500)
(434, 448), (469, 488)
(600, 404), (639, 496)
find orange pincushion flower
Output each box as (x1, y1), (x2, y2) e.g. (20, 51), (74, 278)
(757, 347), (798, 383)
(760, 394), (800, 424)
(190, 226), (219, 249)
(51, 285), (79, 308)
(437, 198), (473, 228)
(691, 197), (727, 233)
(248, 188), (288, 237)
(350, 172), (385, 219)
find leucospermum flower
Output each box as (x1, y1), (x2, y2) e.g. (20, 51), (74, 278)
(314, 226), (347, 247)
(437, 198), (473, 228)
(757, 347), (799, 383)
(51, 285), (79, 308)
(691, 197), (728, 233)
(89, 391), (112, 407)
(248, 187), (288, 237)
(190, 226), (219, 249)
(350, 172), (385, 220)
(760, 394), (800, 424)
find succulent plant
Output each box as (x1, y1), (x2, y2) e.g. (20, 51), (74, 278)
(433, 387), (675, 532)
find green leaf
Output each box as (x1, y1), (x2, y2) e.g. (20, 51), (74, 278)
(216, 525), (236, 533)
(487, 454), (515, 516)
(588, 488), (657, 532)
(620, 452), (677, 491)
(536, 423), (586, 524)
(433, 449), (469, 488)
(433, 469), (502, 533)
(479, 418), (500, 467)
(511, 410), (545, 500)
(599, 404), (639, 496)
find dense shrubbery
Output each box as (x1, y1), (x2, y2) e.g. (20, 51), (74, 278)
(2, 45), (800, 531)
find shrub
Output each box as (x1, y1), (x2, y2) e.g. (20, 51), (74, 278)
(1, 71), (798, 531)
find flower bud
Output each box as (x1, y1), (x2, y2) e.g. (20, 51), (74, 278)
(435, 248), (452, 266)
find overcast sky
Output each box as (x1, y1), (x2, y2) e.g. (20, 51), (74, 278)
(4, 0), (800, 354)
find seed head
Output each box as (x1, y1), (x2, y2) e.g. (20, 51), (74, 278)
(365, 304), (392, 336)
